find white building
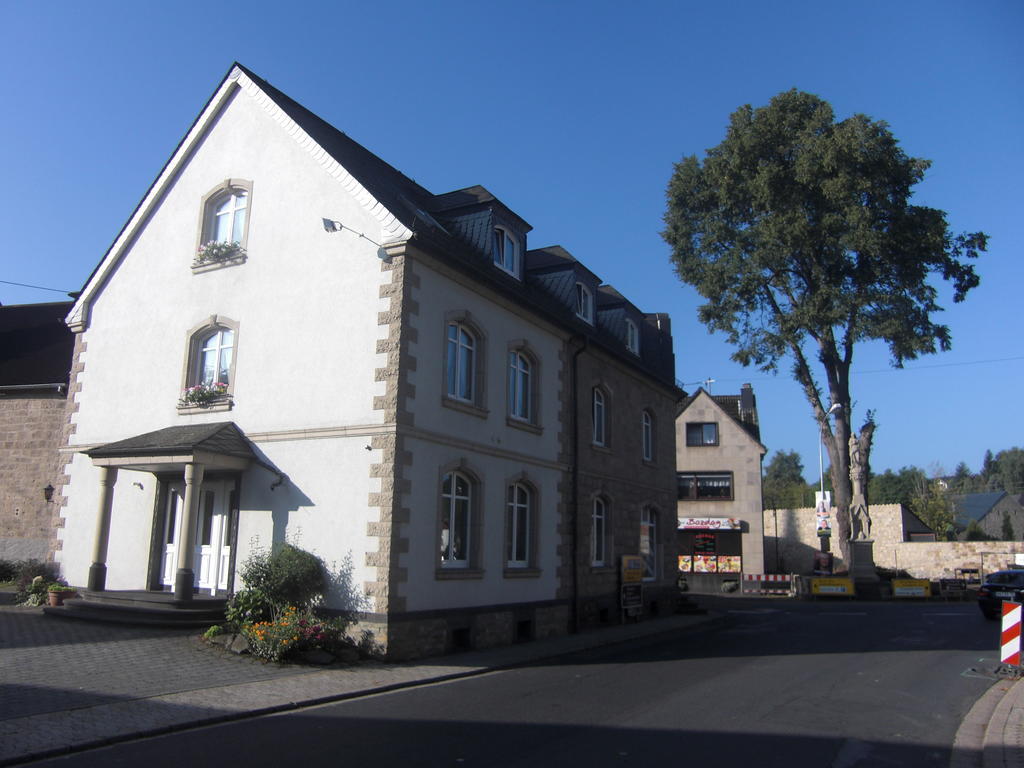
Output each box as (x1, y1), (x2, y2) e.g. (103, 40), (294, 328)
(56, 64), (680, 657)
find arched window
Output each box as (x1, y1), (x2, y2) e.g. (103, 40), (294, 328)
(642, 410), (654, 462)
(208, 189), (248, 245)
(506, 482), (532, 567)
(198, 327), (234, 387)
(640, 507), (658, 580)
(592, 388), (606, 446)
(441, 471), (472, 566)
(446, 322), (476, 402)
(507, 350), (532, 421)
(591, 497), (607, 566)
(179, 316), (239, 410)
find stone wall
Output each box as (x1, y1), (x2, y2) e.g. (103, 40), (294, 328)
(0, 393), (67, 562)
(763, 503), (926, 575)
(888, 541), (1024, 580)
(763, 503), (1024, 579)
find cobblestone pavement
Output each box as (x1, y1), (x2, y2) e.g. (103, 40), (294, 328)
(0, 605), (319, 721)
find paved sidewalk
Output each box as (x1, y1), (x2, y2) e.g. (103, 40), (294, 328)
(0, 604), (719, 766)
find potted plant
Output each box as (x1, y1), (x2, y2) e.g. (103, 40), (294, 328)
(179, 382), (228, 407)
(47, 583), (78, 606)
(195, 240), (246, 266)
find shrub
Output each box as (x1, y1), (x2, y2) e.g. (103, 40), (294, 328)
(15, 560), (62, 604)
(239, 544), (326, 614)
(0, 559), (18, 583)
(224, 588), (273, 630)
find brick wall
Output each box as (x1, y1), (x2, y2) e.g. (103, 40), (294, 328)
(0, 393), (67, 562)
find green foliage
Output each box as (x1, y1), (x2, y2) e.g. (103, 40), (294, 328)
(910, 479), (956, 541)
(0, 559), (17, 582)
(663, 89), (986, 552)
(237, 543), (326, 616)
(1002, 512), (1015, 542)
(202, 625), (224, 640)
(964, 520), (994, 542)
(242, 605), (351, 663)
(762, 450), (809, 509)
(14, 560), (62, 604)
(869, 466), (926, 508)
(224, 588), (273, 629)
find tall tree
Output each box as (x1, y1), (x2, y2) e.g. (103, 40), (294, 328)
(869, 466), (926, 509)
(994, 448), (1024, 495)
(663, 89), (986, 564)
(762, 450), (808, 510)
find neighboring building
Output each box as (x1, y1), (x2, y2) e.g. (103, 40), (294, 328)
(0, 301), (75, 561)
(952, 492), (1024, 540)
(55, 64), (680, 658)
(675, 384), (766, 589)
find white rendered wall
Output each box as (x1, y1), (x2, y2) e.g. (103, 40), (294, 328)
(398, 258), (565, 611)
(58, 85), (387, 595)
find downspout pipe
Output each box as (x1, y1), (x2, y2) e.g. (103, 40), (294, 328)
(569, 335), (588, 634)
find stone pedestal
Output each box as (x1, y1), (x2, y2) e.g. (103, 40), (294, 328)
(850, 539), (880, 598)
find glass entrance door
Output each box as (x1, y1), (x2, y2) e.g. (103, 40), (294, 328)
(160, 479), (232, 593)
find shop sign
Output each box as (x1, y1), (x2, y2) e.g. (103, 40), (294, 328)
(621, 555), (644, 584)
(811, 577), (854, 596)
(677, 517), (742, 530)
(892, 579), (931, 598)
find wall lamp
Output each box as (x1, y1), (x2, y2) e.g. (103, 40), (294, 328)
(43, 484), (55, 502)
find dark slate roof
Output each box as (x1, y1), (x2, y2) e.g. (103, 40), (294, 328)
(0, 302), (75, 388)
(678, 388), (762, 443)
(87, 422), (256, 460)
(952, 491), (1009, 522)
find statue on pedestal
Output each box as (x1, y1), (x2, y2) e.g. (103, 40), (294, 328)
(849, 432), (871, 540)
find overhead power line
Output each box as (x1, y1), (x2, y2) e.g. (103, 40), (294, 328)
(1, 279), (77, 294)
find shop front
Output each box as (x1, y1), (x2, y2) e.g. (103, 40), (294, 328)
(677, 517), (744, 592)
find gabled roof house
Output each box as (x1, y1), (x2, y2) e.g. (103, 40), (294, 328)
(55, 64), (681, 657)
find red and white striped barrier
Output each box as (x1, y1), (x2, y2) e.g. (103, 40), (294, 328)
(1001, 601), (1021, 666)
(742, 574), (793, 595)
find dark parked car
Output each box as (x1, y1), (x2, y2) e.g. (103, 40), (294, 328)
(977, 569), (1024, 620)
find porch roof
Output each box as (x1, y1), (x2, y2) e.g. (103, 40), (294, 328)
(85, 422), (256, 472)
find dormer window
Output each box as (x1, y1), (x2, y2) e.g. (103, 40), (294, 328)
(575, 283), (593, 323)
(492, 227), (519, 277)
(626, 319), (640, 355)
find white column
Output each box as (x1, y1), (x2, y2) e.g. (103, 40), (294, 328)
(87, 466), (118, 591)
(173, 462), (205, 600)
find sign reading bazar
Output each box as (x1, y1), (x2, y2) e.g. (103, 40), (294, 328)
(677, 517), (742, 530)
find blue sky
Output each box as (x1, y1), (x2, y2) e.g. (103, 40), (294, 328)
(1, 0), (1021, 481)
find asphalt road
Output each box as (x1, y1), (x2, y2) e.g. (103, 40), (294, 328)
(35, 598), (1000, 768)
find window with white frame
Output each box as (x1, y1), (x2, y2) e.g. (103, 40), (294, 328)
(507, 350), (532, 421)
(441, 471), (472, 566)
(575, 283), (593, 323)
(640, 507), (657, 580)
(591, 497), (607, 566)
(625, 319), (640, 355)
(209, 189), (247, 245)
(642, 410), (654, 462)
(506, 482), (531, 568)
(179, 317), (238, 410)
(492, 227), (519, 277)
(592, 388), (606, 446)
(198, 328), (234, 387)
(196, 180), (252, 268)
(446, 322), (476, 402)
